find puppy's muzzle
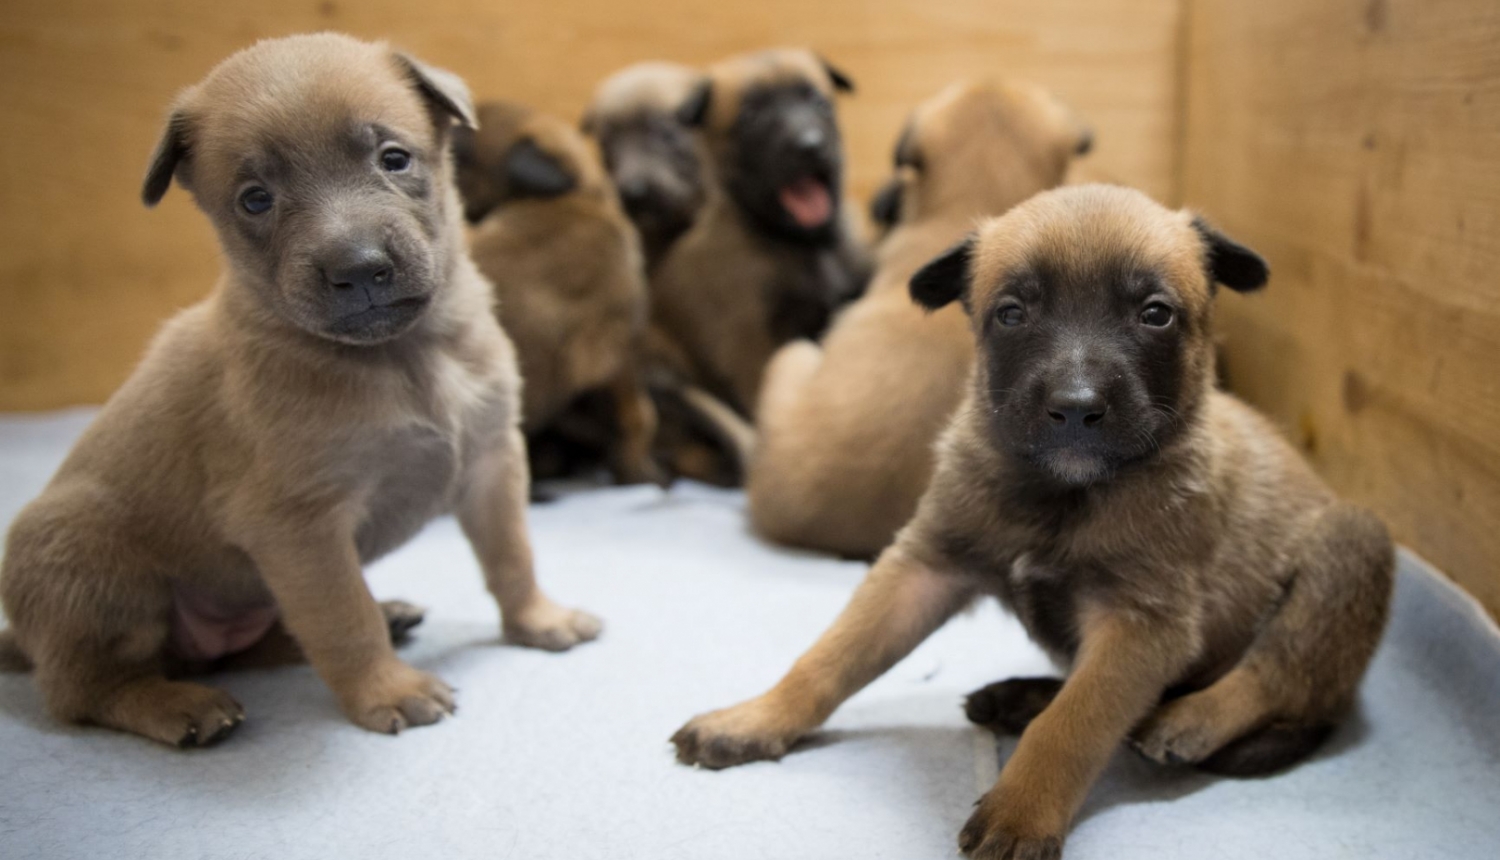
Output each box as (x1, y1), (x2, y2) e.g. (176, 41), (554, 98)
(318, 244), (430, 341)
(1045, 385), (1108, 430)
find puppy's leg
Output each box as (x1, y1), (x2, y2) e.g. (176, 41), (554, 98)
(671, 547), (975, 768)
(606, 361), (667, 486)
(249, 525), (453, 734)
(458, 427), (602, 651)
(1134, 504), (1393, 775)
(220, 600), (426, 671)
(960, 607), (1191, 859)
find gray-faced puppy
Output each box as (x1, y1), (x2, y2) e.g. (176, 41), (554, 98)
(651, 48), (871, 417)
(672, 185), (1393, 859)
(582, 62), (708, 271)
(0, 34), (600, 748)
(749, 80), (1091, 559)
(455, 101), (660, 486)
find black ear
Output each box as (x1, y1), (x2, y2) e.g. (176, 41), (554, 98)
(676, 79), (712, 127)
(893, 120), (921, 170)
(910, 236), (974, 310)
(1192, 216), (1269, 292)
(395, 52), (477, 130)
(142, 109), (191, 207)
(819, 56), (855, 93)
(870, 177), (902, 228)
(505, 138), (576, 198)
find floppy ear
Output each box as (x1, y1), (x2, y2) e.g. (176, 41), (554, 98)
(869, 177), (902, 228)
(395, 52), (477, 130)
(1192, 216), (1269, 292)
(505, 138), (576, 198)
(819, 56), (855, 93)
(910, 235), (975, 310)
(142, 109), (191, 207)
(676, 79), (712, 127)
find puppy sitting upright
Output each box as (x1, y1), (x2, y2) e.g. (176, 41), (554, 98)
(651, 48), (871, 416)
(0, 34), (599, 747)
(673, 185), (1394, 859)
(582, 62), (708, 271)
(750, 80), (1091, 558)
(454, 101), (660, 486)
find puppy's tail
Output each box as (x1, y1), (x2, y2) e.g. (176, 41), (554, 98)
(679, 385), (757, 475)
(0, 629), (33, 673)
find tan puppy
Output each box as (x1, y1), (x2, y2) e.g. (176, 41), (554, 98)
(749, 80), (1091, 558)
(652, 48), (871, 417)
(673, 185), (1393, 859)
(455, 101), (660, 486)
(0, 34), (600, 748)
(581, 62), (708, 271)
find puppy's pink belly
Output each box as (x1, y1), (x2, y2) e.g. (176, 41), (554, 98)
(170, 589), (279, 662)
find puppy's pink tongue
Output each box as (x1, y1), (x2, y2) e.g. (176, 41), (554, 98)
(779, 177), (832, 228)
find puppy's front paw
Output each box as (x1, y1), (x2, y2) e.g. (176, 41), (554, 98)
(340, 661), (455, 734)
(958, 786), (1066, 860)
(504, 598), (602, 652)
(670, 699), (802, 769)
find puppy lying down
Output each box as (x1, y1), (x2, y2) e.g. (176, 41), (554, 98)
(674, 185), (1394, 860)
(0, 33), (599, 747)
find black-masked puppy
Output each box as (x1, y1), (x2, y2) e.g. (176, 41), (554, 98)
(455, 101), (661, 486)
(582, 62), (708, 271)
(749, 80), (1091, 559)
(650, 48), (871, 417)
(673, 185), (1393, 859)
(0, 34), (600, 748)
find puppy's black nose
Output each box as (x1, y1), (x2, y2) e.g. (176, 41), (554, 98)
(325, 247), (394, 293)
(617, 177), (651, 206)
(1046, 387), (1108, 428)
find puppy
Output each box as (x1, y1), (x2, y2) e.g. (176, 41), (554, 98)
(0, 34), (600, 747)
(672, 185), (1394, 859)
(454, 101), (660, 486)
(749, 80), (1091, 558)
(651, 48), (871, 417)
(582, 62), (708, 271)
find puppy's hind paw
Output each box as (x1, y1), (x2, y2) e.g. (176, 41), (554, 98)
(342, 662), (455, 735)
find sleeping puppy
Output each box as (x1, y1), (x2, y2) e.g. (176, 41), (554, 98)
(454, 101), (661, 486)
(651, 47), (871, 417)
(673, 185), (1394, 859)
(0, 34), (600, 748)
(582, 62), (708, 271)
(749, 80), (1091, 559)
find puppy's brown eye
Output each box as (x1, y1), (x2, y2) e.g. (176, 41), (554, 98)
(1141, 302), (1174, 327)
(381, 148), (412, 172)
(998, 305), (1025, 327)
(240, 187), (273, 215)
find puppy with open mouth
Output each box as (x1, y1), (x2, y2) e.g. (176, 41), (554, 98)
(673, 185), (1394, 859)
(650, 47), (871, 418)
(0, 34), (600, 747)
(749, 79), (1092, 559)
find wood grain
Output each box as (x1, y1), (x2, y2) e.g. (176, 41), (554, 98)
(1181, 0), (1500, 616)
(0, 0), (1183, 409)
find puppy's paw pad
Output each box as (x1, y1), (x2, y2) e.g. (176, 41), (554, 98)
(669, 704), (796, 769)
(505, 603), (603, 652)
(964, 677), (1063, 735)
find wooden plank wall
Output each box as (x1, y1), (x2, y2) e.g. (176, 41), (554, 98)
(0, 0), (1183, 410)
(1181, 0), (1500, 615)
(3, 0), (1499, 616)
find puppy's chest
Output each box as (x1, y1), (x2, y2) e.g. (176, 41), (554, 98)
(351, 355), (512, 560)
